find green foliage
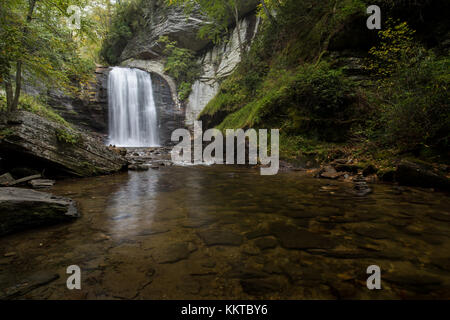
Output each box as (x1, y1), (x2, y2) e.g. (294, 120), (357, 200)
(377, 53), (449, 151)
(159, 36), (200, 101)
(55, 127), (80, 145)
(0, 0), (96, 109)
(213, 63), (355, 142)
(0, 93), (72, 129)
(366, 20), (419, 77)
(100, 0), (146, 65)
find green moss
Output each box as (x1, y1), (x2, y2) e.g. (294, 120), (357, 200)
(55, 128), (80, 145)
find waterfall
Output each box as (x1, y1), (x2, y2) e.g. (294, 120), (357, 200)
(108, 67), (159, 147)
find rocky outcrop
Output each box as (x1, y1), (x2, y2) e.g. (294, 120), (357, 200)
(0, 111), (127, 177)
(396, 160), (450, 191)
(186, 14), (260, 126)
(120, 0), (260, 61)
(118, 0), (260, 127)
(22, 67), (110, 134)
(0, 187), (79, 236)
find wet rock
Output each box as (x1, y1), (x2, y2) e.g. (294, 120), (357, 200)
(320, 166), (345, 180)
(0, 173), (14, 185)
(270, 222), (334, 250)
(0, 187), (79, 237)
(378, 169), (396, 182)
(197, 229), (243, 246)
(0, 111), (127, 177)
(362, 164), (378, 176)
(0, 271), (59, 299)
(10, 167), (40, 179)
(396, 160), (450, 190)
(29, 179), (55, 189)
(384, 270), (443, 294)
(137, 226), (170, 236)
(353, 226), (392, 240)
(352, 176), (372, 196)
(334, 164), (359, 173)
(240, 277), (284, 296)
(244, 229), (271, 240)
(428, 211), (450, 222)
(201, 261), (216, 269)
(152, 242), (194, 264)
(128, 164), (149, 171)
(254, 237), (278, 250)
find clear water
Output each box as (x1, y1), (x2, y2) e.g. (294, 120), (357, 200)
(0, 166), (449, 299)
(108, 67), (159, 147)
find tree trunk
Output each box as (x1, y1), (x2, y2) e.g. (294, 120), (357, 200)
(7, 0), (36, 111)
(10, 62), (22, 111)
(4, 73), (14, 112)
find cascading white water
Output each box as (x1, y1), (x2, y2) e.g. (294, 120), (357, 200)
(108, 67), (160, 147)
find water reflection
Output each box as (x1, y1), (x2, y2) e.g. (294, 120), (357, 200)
(107, 171), (161, 237)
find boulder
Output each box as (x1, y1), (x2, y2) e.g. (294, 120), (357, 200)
(0, 173), (14, 185)
(0, 187), (79, 236)
(396, 160), (450, 191)
(0, 111), (127, 177)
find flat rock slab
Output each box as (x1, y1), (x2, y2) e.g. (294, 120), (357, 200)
(152, 242), (196, 264)
(197, 229), (243, 246)
(0, 271), (59, 299)
(0, 111), (127, 177)
(254, 237), (278, 250)
(0, 187), (79, 237)
(269, 222), (334, 250)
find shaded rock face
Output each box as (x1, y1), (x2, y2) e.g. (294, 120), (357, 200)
(118, 0), (260, 128)
(0, 111), (127, 177)
(42, 67), (110, 134)
(150, 72), (185, 146)
(0, 187), (79, 237)
(187, 14), (260, 126)
(120, 0), (260, 61)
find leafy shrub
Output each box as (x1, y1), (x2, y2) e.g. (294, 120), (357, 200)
(0, 93), (72, 129)
(215, 62), (356, 142)
(100, 0), (145, 65)
(379, 54), (449, 151)
(366, 20), (420, 77)
(158, 36), (200, 101)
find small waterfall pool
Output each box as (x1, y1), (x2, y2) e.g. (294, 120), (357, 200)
(108, 67), (160, 147)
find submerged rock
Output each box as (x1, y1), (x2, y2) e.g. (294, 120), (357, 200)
(269, 222), (334, 250)
(197, 229), (243, 246)
(0, 111), (127, 177)
(396, 160), (450, 191)
(0, 187), (79, 236)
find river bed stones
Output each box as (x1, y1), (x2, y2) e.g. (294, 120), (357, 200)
(269, 222), (334, 250)
(152, 242), (196, 264)
(254, 237), (278, 250)
(197, 229), (244, 246)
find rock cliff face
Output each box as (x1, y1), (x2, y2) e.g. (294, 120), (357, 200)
(0, 111), (127, 177)
(119, 0), (260, 128)
(186, 14), (260, 126)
